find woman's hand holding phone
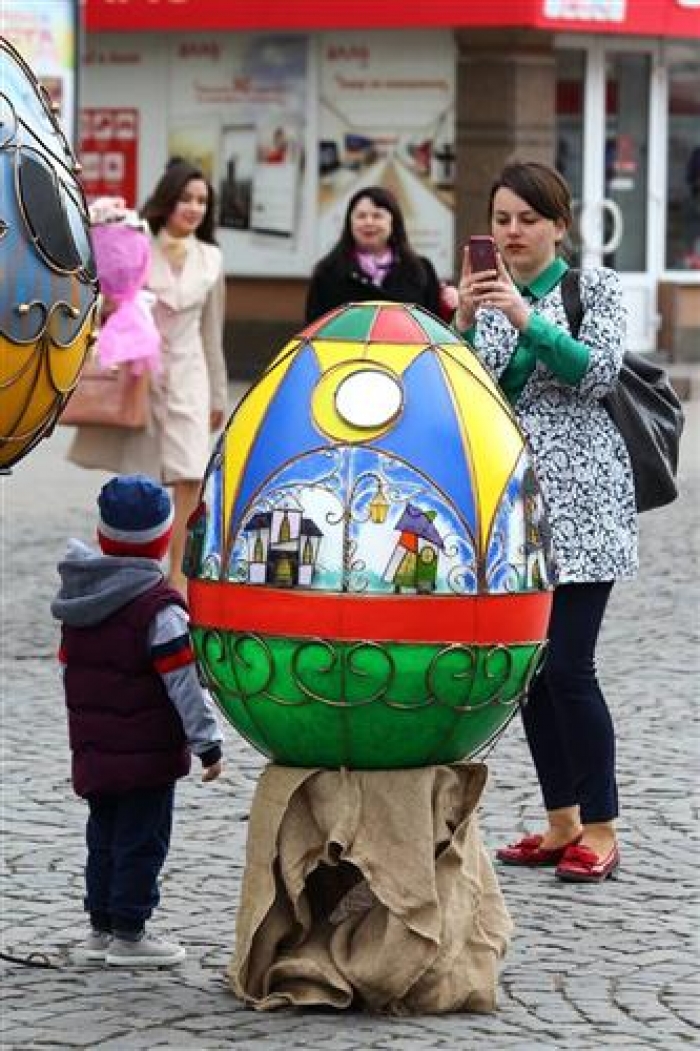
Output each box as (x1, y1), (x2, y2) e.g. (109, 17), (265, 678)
(455, 240), (498, 331)
(468, 235), (498, 274)
(456, 237), (531, 332)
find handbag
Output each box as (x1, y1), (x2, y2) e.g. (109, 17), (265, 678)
(561, 269), (684, 513)
(60, 358), (149, 430)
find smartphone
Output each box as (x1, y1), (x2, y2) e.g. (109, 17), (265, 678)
(468, 235), (498, 273)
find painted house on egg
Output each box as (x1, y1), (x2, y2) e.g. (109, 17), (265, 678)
(244, 509), (323, 588)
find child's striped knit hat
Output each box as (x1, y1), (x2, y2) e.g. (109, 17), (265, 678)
(97, 474), (174, 560)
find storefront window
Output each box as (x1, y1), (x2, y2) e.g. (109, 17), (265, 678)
(555, 50), (585, 267)
(666, 44), (700, 271)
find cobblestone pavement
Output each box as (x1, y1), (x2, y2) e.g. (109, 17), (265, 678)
(1, 394), (698, 1050)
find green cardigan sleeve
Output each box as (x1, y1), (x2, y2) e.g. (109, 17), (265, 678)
(521, 312), (590, 385)
(452, 316), (476, 345)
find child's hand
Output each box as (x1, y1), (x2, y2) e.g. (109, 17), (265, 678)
(201, 759), (223, 782)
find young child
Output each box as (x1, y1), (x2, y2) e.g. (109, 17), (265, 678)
(51, 474), (223, 967)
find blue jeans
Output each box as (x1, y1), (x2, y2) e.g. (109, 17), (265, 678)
(84, 784), (174, 937)
(522, 582), (617, 824)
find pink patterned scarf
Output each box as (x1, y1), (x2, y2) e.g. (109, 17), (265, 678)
(354, 249), (394, 286)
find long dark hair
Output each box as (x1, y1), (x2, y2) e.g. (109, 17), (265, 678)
(141, 158), (218, 244)
(488, 161), (572, 229)
(326, 185), (423, 273)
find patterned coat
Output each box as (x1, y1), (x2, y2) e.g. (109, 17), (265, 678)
(472, 266), (638, 584)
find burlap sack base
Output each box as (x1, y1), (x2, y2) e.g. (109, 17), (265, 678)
(229, 763), (512, 1015)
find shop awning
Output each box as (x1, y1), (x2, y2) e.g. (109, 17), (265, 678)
(83, 0), (700, 38)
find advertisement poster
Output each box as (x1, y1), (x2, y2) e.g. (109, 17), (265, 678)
(318, 30), (456, 277)
(0, 0), (78, 143)
(167, 34), (311, 275)
(79, 108), (139, 205)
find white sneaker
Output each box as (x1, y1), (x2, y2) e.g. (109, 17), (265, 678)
(106, 933), (186, 968)
(70, 929), (112, 963)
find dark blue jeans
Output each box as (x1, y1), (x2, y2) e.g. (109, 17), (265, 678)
(84, 784), (174, 937)
(522, 581), (617, 824)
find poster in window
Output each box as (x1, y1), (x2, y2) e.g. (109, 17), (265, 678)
(167, 33), (310, 276)
(218, 125), (256, 230)
(79, 107), (138, 206)
(318, 30), (456, 277)
(167, 122), (219, 185)
(250, 118), (303, 237)
(2, 0), (78, 144)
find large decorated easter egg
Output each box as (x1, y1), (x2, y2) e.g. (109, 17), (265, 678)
(186, 301), (555, 768)
(0, 39), (98, 471)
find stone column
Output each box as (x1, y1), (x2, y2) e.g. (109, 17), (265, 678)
(454, 29), (557, 272)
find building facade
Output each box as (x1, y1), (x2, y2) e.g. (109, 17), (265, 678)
(74, 1), (700, 371)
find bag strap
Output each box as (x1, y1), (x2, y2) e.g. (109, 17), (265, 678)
(560, 267), (584, 339)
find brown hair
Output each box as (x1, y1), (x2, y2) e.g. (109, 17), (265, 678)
(488, 161), (572, 229)
(141, 158), (217, 244)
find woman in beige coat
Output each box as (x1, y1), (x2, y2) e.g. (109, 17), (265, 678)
(69, 160), (228, 592)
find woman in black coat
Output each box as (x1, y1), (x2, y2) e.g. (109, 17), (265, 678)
(305, 186), (442, 323)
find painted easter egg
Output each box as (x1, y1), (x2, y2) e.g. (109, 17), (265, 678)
(186, 301), (555, 768)
(0, 39), (98, 471)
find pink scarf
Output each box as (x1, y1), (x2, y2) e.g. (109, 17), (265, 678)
(355, 249), (394, 286)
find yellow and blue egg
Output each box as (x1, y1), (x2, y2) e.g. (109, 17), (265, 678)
(186, 300), (555, 768)
(0, 39), (98, 470)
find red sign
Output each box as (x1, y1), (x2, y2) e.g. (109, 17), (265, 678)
(82, 0), (700, 37)
(79, 107), (138, 206)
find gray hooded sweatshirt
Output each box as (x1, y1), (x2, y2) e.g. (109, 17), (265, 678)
(52, 539), (223, 765)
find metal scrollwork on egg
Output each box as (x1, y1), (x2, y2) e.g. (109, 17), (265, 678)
(185, 301), (556, 768)
(0, 39), (99, 470)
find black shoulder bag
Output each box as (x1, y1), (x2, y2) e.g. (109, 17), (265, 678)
(560, 269), (684, 513)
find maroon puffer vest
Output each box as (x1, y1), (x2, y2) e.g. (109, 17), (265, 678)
(61, 581), (191, 797)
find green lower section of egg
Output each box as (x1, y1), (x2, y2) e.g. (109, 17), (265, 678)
(191, 628), (545, 769)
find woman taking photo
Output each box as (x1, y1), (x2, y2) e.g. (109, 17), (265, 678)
(69, 160), (228, 594)
(455, 160), (637, 883)
(305, 185), (442, 322)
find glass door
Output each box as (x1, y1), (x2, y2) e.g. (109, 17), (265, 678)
(665, 44), (700, 272)
(556, 40), (659, 351)
(601, 51), (650, 273)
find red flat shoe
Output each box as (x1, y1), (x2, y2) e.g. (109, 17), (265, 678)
(555, 843), (620, 883)
(496, 833), (581, 867)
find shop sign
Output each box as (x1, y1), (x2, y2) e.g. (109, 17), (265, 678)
(83, 0), (700, 37)
(538, 0), (700, 33)
(543, 0), (626, 22)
